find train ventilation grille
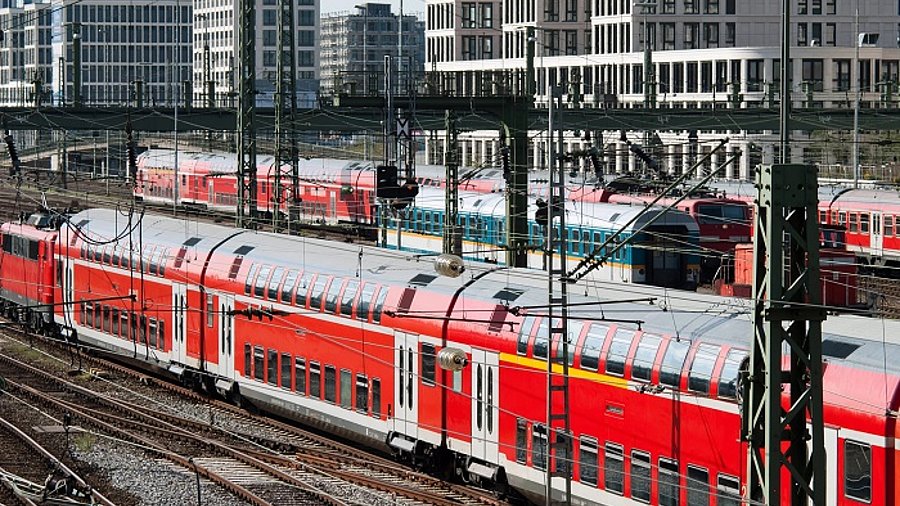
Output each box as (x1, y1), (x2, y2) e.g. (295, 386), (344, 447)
(408, 274), (437, 287)
(183, 237), (201, 247)
(822, 339), (860, 359)
(493, 288), (524, 302)
(233, 245), (255, 256)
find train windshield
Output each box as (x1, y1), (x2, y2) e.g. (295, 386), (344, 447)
(697, 204), (748, 225)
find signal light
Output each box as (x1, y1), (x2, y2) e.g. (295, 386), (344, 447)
(535, 198), (549, 228)
(125, 123), (137, 182)
(376, 165), (399, 198)
(4, 130), (19, 177)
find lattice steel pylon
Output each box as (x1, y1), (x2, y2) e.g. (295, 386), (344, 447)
(272, 0), (299, 233)
(744, 164), (826, 506)
(236, 0), (258, 229)
(442, 110), (460, 256)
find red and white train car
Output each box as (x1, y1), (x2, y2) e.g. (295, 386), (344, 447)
(3, 207), (891, 505)
(819, 189), (900, 265)
(0, 214), (59, 330)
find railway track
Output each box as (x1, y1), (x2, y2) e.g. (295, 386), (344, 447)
(0, 329), (510, 506)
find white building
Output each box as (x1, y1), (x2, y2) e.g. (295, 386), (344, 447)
(192, 0), (319, 108)
(424, 0), (900, 179)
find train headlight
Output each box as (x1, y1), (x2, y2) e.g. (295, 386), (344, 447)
(438, 348), (468, 371)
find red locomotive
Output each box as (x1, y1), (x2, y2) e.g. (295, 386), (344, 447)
(12, 208), (891, 505)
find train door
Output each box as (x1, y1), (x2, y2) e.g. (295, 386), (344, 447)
(824, 427), (838, 506)
(171, 283), (188, 363)
(329, 191), (337, 221)
(871, 212), (883, 255)
(208, 180), (214, 205)
(217, 293), (235, 378)
(471, 348), (500, 463)
(62, 259), (75, 324)
(393, 331), (419, 439)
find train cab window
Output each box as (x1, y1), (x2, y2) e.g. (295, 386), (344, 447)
(631, 450), (651, 503)
(355, 374), (369, 413)
(579, 436), (598, 486)
(267, 349), (278, 385)
(309, 276), (329, 311)
(844, 440), (872, 502)
(294, 357), (307, 395)
(660, 339), (690, 388)
(517, 316), (538, 355)
(605, 329), (633, 376)
(516, 419), (528, 464)
(266, 267), (285, 300)
(253, 346), (265, 381)
(324, 365), (337, 403)
(355, 284), (375, 321)
(658, 458), (679, 506)
(254, 265), (272, 298)
(295, 272), (315, 307)
(686, 465), (709, 506)
(718, 349), (747, 399)
(716, 474), (741, 506)
(340, 369), (352, 409)
(887, 215), (895, 237)
(244, 343), (252, 378)
(280, 270), (299, 303)
(372, 289), (388, 323)
(580, 324), (608, 371)
(280, 353), (292, 389)
(324, 278), (344, 313)
(532, 424), (548, 470)
(244, 264), (260, 296)
(340, 280), (359, 317)
(372, 378), (381, 418)
(421, 343), (436, 386)
(604, 443), (625, 494)
(631, 333), (662, 382)
(688, 343), (720, 394)
(309, 361), (321, 398)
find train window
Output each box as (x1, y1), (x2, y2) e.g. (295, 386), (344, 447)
(355, 374), (369, 413)
(660, 339), (690, 388)
(324, 278), (344, 313)
(532, 424), (547, 470)
(84, 302), (93, 327)
(309, 361), (321, 398)
(280, 353), (292, 389)
(579, 437), (598, 486)
(631, 450), (651, 503)
(95, 305), (103, 330)
(849, 213), (858, 233)
(582, 230), (591, 256)
(102, 246), (112, 264)
(604, 443), (624, 494)
(139, 316), (147, 345)
(340, 280), (359, 317)
(267, 349), (278, 385)
(157, 320), (166, 349)
(572, 229), (581, 254)
(340, 369), (352, 409)
(553, 320), (582, 366)
(244, 343), (252, 378)
(356, 284), (375, 321)
(533, 318), (551, 360)
(453, 368), (463, 392)
(112, 249), (121, 266)
(844, 440), (872, 502)
(516, 419), (528, 464)
(254, 265), (272, 298)
(580, 324), (608, 371)
(688, 343), (720, 394)
(686, 465), (709, 506)
(716, 474), (741, 506)
(244, 264), (260, 295)
(421, 343), (436, 386)
(818, 210), (827, 223)
(309, 276), (329, 311)
(718, 349), (746, 399)
(860, 213), (869, 233)
(206, 294), (214, 327)
(120, 312), (129, 340)
(294, 357), (306, 395)
(554, 432), (571, 476)
(605, 329), (633, 376)
(372, 378), (381, 418)
(631, 333), (662, 382)
(658, 458), (679, 506)
(887, 215), (895, 237)
(267, 267), (285, 300)
(295, 272), (315, 307)
(723, 204), (748, 222)
(253, 346), (265, 381)
(324, 365), (336, 403)
(516, 316), (537, 355)
(102, 306), (111, 333)
(280, 270), (299, 303)
(372, 289), (388, 323)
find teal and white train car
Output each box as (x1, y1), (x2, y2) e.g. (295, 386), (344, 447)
(381, 188), (701, 289)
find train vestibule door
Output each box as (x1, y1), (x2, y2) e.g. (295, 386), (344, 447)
(171, 283), (188, 364)
(392, 331), (419, 440)
(63, 260), (75, 324)
(217, 293), (235, 379)
(471, 348), (500, 464)
(871, 212), (883, 255)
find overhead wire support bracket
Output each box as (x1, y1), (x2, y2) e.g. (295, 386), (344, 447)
(566, 138), (730, 283)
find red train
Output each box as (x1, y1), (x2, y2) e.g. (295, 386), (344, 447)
(0, 207), (896, 505)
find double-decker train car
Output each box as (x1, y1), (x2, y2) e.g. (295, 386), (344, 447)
(2, 208), (893, 505)
(384, 187), (702, 289)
